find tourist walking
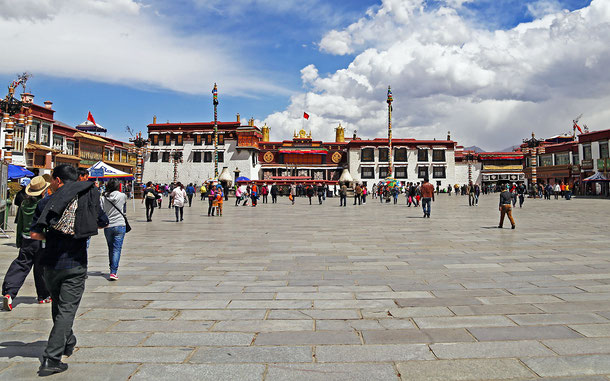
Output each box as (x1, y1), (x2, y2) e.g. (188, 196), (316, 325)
(251, 183), (258, 207)
(290, 184), (296, 205)
(371, 184), (377, 199)
(100, 179), (128, 280)
(354, 183), (362, 205)
(420, 177), (435, 218)
(262, 183), (269, 204)
(317, 183), (325, 205)
(185, 183), (195, 207)
(171, 182), (187, 222)
(498, 185), (516, 229)
(200, 183), (207, 200)
(339, 183), (347, 207)
(30, 165), (109, 376)
(2, 176), (51, 311)
(142, 182), (159, 222)
(474, 183), (480, 206)
(362, 186), (367, 204)
(216, 186), (224, 216)
(271, 183), (278, 203)
(235, 186), (242, 206)
(306, 185), (314, 205)
(468, 181), (475, 206)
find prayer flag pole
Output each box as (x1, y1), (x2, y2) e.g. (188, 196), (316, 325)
(213, 83), (219, 179)
(387, 86), (393, 178)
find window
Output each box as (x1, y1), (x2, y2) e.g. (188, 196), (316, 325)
(218, 134), (225, 145)
(540, 154), (553, 167)
(164, 134), (171, 146)
(150, 152), (158, 162)
(361, 148), (374, 162)
(40, 124), (50, 145)
(194, 134), (202, 146)
(204, 152), (212, 162)
(193, 151), (202, 162)
(162, 152), (170, 162)
(379, 148), (389, 162)
(418, 166), (429, 179)
(361, 167), (374, 179)
(583, 145), (592, 160)
(14, 125), (25, 153)
(379, 166), (389, 178)
(394, 148), (407, 162)
(218, 151), (224, 162)
(395, 166), (407, 178)
(572, 152), (579, 165)
(555, 152), (570, 165)
(52, 134), (63, 151)
(433, 166), (446, 178)
(600, 142), (609, 159)
(151, 134), (159, 145)
(66, 141), (75, 156)
(205, 134), (213, 145)
(29, 122), (39, 142)
(432, 149), (445, 162)
(176, 134), (183, 145)
(418, 149), (429, 162)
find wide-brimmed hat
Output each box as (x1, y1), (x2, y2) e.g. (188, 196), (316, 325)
(25, 176), (50, 197)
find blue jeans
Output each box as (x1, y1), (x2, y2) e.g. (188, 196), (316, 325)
(422, 198), (432, 216)
(104, 226), (126, 274)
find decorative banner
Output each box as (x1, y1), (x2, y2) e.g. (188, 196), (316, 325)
(303, 112), (309, 119)
(212, 83), (218, 106)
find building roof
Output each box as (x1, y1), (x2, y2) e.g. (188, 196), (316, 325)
(577, 128), (610, 143)
(74, 132), (109, 144)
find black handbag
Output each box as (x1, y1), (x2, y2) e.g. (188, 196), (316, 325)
(104, 197), (132, 233)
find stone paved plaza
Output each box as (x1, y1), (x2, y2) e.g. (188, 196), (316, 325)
(1, 193), (609, 380)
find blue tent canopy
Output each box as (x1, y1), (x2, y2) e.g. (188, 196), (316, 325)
(236, 176), (251, 182)
(8, 164), (34, 180)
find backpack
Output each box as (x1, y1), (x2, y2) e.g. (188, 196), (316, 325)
(51, 196), (78, 236)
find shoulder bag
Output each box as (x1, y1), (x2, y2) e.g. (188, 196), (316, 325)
(104, 196), (132, 233)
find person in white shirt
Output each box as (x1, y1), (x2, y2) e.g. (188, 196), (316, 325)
(554, 183), (561, 200)
(171, 183), (188, 222)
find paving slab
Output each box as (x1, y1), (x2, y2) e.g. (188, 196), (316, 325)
(265, 363), (399, 381)
(430, 340), (555, 359)
(362, 328), (475, 344)
(396, 358), (534, 380)
(132, 364), (265, 381)
(190, 346), (312, 363)
(254, 331), (360, 345)
(0, 363), (139, 381)
(315, 344), (434, 362)
(521, 355), (610, 377)
(467, 326), (584, 341)
(542, 338), (610, 355)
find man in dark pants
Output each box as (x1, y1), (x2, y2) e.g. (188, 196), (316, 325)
(30, 165), (109, 376)
(271, 183), (278, 204)
(339, 183), (347, 207)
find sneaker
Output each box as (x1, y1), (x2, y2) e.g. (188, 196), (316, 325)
(38, 297), (52, 304)
(2, 294), (12, 311)
(38, 358), (68, 376)
(109, 273), (119, 281)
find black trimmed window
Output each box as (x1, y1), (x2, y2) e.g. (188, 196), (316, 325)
(204, 152), (212, 162)
(395, 166), (408, 178)
(361, 167), (374, 179)
(433, 166), (446, 178)
(194, 135), (202, 146)
(418, 166), (429, 178)
(379, 166), (389, 178)
(432, 150), (445, 162)
(395, 148), (407, 162)
(161, 152), (170, 162)
(193, 151), (202, 162)
(218, 134), (225, 145)
(164, 134), (171, 146)
(218, 151), (224, 162)
(175, 134), (183, 146)
(150, 152), (158, 162)
(151, 135), (159, 145)
(205, 134), (213, 145)
(361, 148), (374, 162)
(379, 148), (389, 162)
(418, 149), (428, 162)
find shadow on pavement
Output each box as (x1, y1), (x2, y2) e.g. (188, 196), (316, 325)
(0, 341), (46, 360)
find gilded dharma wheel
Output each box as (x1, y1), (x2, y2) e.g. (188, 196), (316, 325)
(263, 152), (274, 163)
(331, 152), (342, 164)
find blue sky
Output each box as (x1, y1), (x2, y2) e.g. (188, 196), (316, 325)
(0, 0), (602, 149)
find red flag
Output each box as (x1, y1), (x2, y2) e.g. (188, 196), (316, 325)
(303, 112), (309, 120)
(573, 122), (583, 134)
(87, 111), (97, 125)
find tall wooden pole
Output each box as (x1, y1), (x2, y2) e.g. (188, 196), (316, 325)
(387, 86), (393, 178)
(213, 83), (219, 179)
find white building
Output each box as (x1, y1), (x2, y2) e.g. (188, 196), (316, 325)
(346, 138), (457, 189)
(142, 116), (261, 184)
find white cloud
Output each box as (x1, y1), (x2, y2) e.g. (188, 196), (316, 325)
(264, 0), (610, 149)
(0, 0), (287, 97)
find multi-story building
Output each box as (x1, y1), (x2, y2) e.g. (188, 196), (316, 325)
(578, 128), (610, 196)
(142, 115), (261, 184)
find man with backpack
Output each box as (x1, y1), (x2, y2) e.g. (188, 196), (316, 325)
(30, 165), (109, 376)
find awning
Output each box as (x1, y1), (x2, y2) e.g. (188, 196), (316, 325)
(583, 172), (609, 182)
(55, 153), (81, 162)
(87, 161), (134, 179)
(8, 164), (34, 180)
(26, 143), (59, 153)
(279, 149), (327, 154)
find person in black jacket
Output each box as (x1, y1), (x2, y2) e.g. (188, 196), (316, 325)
(30, 165), (109, 376)
(270, 183), (278, 204)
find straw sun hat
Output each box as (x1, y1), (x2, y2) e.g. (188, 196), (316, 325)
(25, 176), (50, 197)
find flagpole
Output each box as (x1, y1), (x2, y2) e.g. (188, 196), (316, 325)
(387, 86), (393, 178)
(213, 83), (219, 179)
